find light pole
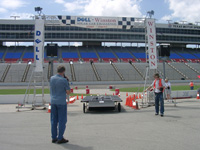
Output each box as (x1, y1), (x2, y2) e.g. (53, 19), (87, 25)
(10, 16), (20, 20)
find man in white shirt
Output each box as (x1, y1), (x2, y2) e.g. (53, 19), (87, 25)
(146, 73), (166, 117)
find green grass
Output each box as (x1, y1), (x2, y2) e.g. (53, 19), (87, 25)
(111, 85), (200, 93)
(0, 88), (94, 96)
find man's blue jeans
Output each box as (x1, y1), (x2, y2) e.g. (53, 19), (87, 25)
(155, 92), (164, 114)
(51, 104), (67, 140)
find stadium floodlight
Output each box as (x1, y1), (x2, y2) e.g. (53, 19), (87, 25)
(180, 21), (187, 24)
(10, 16), (20, 20)
(195, 22), (200, 26)
(147, 10), (154, 18)
(34, 7), (43, 15)
(166, 20), (172, 24)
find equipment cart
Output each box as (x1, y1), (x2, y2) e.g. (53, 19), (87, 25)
(81, 95), (122, 113)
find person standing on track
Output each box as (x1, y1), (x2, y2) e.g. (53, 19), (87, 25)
(50, 65), (70, 144)
(165, 78), (172, 102)
(145, 73), (166, 117)
(189, 81), (194, 90)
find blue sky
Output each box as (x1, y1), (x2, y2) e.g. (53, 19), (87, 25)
(0, 0), (200, 23)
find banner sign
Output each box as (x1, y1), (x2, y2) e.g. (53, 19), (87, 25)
(146, 18), (157, 69)
(56, 15), (135, 29)
(34, 19), (44, 72)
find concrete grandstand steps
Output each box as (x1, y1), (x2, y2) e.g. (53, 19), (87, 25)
(95, 63), (121, 81)
(0, 64), (10, 82)
(187, 63), (200, 73)
(4, 63), (26, 82)
(167, 62), (189, 80)
(130, 63), (145, 80)
(73, 63), (96, 82)
(184, 63), (200, 74)
(91, 62), (101, 81)
(21, 64), (31, 82)
(114, 63), (143, 81)
(111, 63), (125, 81)
(70, 63), (76, 81)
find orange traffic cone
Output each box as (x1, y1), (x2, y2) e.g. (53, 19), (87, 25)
(69, 96), (76, 104)
(132, 101), (139, 110)
(129, 96), (132, 106)
(81, 94), (83, 99)
(139, 94), (141, 99)
(136, 94), (138, 99)
(125, 97), (129, 106)
(197, 92), (200, 99)
(77, 95), (79, 100)
(105, 93), (107, 96)
(113, 93), (114, 95)
(133, 94), (136, 100)
(126, 92), (128, 96)
(47, 103), (51, 113)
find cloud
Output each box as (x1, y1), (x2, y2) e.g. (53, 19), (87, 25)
(0, 8), (7, 13)
(54, 0), (65, 4)
(162, 0), (200, 23)
(56, 0), (142, 17)
(0, 0), (27, 9)
(83, 0), (142, 17)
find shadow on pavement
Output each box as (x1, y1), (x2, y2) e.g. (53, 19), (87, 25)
(60, 143), (93, 150)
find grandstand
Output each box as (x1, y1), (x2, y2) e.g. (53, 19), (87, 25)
(0, 15), (200, 83)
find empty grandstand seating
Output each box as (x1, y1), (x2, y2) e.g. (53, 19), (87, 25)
(0, 52), (3, 60)
(95, 63), (121, 81)
(62, 52), (79, 62)
(22, 52), (34, 62)
(4, 52), (22, 62)
(98, 52), (117, 62)
(115, 52), (134, 62)
(169, 53), (185, 62)
(132, 52), (146, 62)
(80, 52), (98, 62)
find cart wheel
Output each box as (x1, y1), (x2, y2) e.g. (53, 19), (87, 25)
(83, 103), (86, 113)
(118, 103), (121, 112)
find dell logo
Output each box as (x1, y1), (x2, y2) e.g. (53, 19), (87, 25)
(77, 17), (91, 22)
